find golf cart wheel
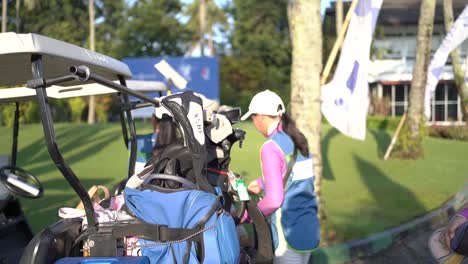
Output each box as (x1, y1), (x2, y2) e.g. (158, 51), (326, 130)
(0, 166), (44, 199)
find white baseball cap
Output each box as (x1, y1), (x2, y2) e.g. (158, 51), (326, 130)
(241, 90), (285, 121)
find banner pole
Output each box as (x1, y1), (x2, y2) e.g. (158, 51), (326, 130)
(321, 0), (359, 85)
(384, 113), (407, 160)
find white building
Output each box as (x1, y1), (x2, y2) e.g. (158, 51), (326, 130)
(325, 0), (468, 124)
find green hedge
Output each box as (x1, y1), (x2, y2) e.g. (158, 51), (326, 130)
(322, 115), (402, 131)
(366, 115), (402, 131)
(429, 125), (468, 141)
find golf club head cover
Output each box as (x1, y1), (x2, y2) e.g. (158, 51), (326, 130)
(161, 91), (213, 193)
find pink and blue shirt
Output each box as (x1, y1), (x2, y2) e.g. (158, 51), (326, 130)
(254, 122), (320, 252)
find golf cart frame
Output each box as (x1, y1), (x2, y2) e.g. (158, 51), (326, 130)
(0, 33), (272, 263)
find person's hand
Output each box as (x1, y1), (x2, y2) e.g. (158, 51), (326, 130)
(247, 180), (261, 195)
(442, 215), (467, 248)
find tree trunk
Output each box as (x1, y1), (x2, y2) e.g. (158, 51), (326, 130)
(399, 0), (436, 158)
(15, 0), (19, 32)
(208, 31), (215, 56)
(2, 0), (7, 32)
(335, 0), (343, 37)
(87, 0), (96, 124)
(199, 0), (206, 57)
(443, 0), (468, 122)
(288, 0), (323, 195)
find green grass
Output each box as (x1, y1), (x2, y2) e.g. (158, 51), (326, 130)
(1, 122), (467, 246)
(230, 123), (468, 244)
(0, 122), (154, 232)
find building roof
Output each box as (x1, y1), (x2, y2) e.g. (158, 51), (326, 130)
(325, 0), (466, 26)
(368, 59), (466, 83)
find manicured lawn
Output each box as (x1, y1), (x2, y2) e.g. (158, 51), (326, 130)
(0, 122), (467, 246)
(230, 122), (468, 244)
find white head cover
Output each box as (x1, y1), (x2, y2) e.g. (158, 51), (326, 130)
(154, 92), (218, 119)
(240, 89), (285, 121)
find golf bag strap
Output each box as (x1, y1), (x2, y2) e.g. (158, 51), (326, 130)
(283, 147), (298, 188)
(246, 201), (273, 264)
(112, 223), (201, 242)
(113, 197), (221, 242)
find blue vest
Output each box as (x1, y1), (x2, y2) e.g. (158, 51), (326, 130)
(266, 131), (320, 252)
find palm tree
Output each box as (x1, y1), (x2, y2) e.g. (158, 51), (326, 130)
(87, 0), (96, 124)
(184, 0), (228, 56)
(443, 0), (468, 121)
(15, 0), (41, 32)
(2, 0), (7, 32)
(335, 0), (343, 36)
(398, 0), (436, 158)
(288, 0), (323, 195)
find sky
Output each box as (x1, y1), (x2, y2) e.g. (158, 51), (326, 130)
(321, 0), (333, 15)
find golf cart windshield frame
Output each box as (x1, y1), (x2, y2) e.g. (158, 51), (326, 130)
(27, 55), (161, 228)
(0, 33), (166, 230)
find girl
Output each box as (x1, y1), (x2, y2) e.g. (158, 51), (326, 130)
(241, 90), (320, 264)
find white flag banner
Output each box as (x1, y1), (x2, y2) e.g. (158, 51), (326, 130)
(424, 5), (468, 119)
(321, 0), (382, 140)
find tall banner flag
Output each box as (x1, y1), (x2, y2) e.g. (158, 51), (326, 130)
(424, 5), (468, 119)
(321, 0), (382, 140)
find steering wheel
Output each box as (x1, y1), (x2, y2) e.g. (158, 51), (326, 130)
(0, 166), (44, 199)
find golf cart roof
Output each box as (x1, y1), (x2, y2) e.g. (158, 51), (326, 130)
(0, 80), (167, 104)
(126, 80), (166, 92)
(0, 33), (132, 87)
(0, 84), (117, 103)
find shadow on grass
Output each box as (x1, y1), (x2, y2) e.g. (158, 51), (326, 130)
(18, 124), (118, 164)
(21, 177), (115, 233)
(369, 128), (392, 159)
(322, 128), (339, 181)
(17, 124), (121, 176)
(353, 153), (426, 229)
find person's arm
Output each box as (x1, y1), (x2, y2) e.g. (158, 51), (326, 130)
(256, 141), (285, 216)
(443, 208), (468, 248)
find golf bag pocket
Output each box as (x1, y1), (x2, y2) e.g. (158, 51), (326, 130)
(124, 187), (240, 264)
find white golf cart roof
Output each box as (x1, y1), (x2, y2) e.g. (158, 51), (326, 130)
(0, 80), (167, 104)
(0, 32), (132, 87)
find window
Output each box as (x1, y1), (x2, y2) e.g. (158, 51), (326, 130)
(384, 84), (409, 117)
(395, 85), (405, 102)
(380, 82), (460, 123)
(430, 83), (460, 122)
(447, 84), (458, 101)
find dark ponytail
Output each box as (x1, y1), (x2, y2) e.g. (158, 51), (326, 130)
(281, 113), (309, 157)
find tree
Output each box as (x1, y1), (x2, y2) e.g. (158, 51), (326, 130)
(20, 1), (89, 46)
(221, 0), (291, 110)
(15, 0), (18, 31)
(118, 0), (191, 57)
(2, 0), (6, 32)
(397, 0), (436, 158)
(183, 0), (228, 56)
(94, 0), (125, 58)
(287, 0), (323, 195)
(87, 0), (96, 124)
(335, 0), (343, 36)
(443, 0), (468, 122)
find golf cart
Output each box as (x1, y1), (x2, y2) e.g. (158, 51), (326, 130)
(0, 126), (37, 264)
(0, 33), (273, 264)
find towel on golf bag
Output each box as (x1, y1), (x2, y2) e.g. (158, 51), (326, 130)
(124, 187), (240, 264)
